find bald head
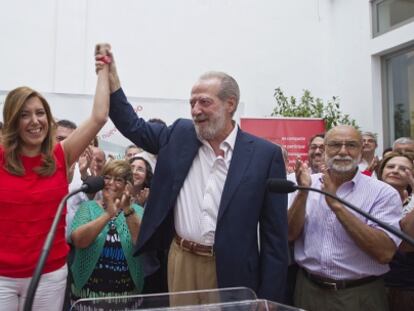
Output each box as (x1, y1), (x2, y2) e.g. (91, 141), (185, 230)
(325, 125), (362, 143)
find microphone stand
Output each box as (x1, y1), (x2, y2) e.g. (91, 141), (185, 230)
(23, 188), (84, 311)
(297, 185), (414, 247)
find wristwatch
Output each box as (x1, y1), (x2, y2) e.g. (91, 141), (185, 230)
(124, 207), (135, 218)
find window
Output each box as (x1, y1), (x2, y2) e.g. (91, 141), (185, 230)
(373, 0), (414, 36)
(384, 46), (414, 142)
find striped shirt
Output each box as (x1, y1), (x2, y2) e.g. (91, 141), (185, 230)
(294, 170), (403, 280)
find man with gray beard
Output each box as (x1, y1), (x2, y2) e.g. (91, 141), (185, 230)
(95, 43), (288, 303)
(288, 125), (402, 311)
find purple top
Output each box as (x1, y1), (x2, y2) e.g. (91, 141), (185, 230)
(294, 171), (403, 280)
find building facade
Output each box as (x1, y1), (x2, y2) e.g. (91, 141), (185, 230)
(0, 1), (413, 152)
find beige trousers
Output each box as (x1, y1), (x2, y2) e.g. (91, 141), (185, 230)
(167, 240), (218, 306)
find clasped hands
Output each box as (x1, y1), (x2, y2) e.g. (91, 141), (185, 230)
(294, 157), (341, 211)
(103, 182), (134, 218)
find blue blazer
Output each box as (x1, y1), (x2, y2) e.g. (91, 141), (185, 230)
(109, 89), (288, 302)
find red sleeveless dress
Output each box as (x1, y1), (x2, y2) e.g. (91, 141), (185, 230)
(0, 144), (69, 277)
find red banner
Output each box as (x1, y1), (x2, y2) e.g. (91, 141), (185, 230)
(240, 117), (325, 168)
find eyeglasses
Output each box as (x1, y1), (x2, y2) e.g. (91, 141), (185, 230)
(326, 141), (360, 152)
(103, 175), (126, 185)
(309, 144), (325, 151)
(363, 139), (376, 144)
(132, 166), (146, 173)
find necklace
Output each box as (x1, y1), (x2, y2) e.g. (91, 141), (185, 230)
(102, 201), (121, 230)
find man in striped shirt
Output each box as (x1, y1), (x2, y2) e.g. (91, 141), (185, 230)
(288, 125), (402, 311)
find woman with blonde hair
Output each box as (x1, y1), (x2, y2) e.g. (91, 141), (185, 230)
(70, 160), (144, 309)
(0, 48), (110, 310)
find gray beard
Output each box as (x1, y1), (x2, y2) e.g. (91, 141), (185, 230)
(327, 155), (361, 173)
(193, 108), (226, 141)
(194, 123), (216, 140)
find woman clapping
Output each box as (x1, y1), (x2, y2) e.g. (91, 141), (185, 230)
(70, 160), (144, 309)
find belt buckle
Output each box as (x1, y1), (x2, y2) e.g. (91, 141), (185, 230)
(189, 241), (196, 253)
(179, 237), (185, 249)
(323, 281), (338, 291)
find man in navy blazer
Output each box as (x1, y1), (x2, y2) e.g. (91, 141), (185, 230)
(95, 44), (288, 302)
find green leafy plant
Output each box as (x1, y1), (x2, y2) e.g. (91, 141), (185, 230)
(393, 102), (410, 138)
(271, 87), (358, 130)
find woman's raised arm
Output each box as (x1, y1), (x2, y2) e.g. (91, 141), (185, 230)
(62, 45), (110, 167)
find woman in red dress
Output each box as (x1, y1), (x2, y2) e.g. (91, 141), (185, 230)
(0, 48), (110, 310)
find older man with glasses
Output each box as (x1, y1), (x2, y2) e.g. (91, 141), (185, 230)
(358, 131), (379, 176)
(308, 134), (325, 174)
(288, 125), (402, 311)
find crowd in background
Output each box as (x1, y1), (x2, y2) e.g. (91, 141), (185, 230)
(283, 132), (414, 311)
(0, 43), (413, 311)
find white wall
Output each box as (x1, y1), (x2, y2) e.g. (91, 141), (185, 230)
(370, 7), (414, 148)
(0, 0), (413, 151)
(323, 0), (373, 130)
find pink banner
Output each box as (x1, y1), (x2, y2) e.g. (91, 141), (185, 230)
(240, 117), (325, 168)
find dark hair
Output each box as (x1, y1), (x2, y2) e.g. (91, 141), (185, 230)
(148, 118), (167, 126)
(129, 156), (153, 188)
(382, 147), (393, 158)
(309, 133), (325, 145)
(0, 121), (3, 130)
(57, 119), (77, 130)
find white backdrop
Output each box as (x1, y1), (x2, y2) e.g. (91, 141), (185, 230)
(2, 0), (413, 151)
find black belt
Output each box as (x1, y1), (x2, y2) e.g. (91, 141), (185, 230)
(302, 269), (379, 290)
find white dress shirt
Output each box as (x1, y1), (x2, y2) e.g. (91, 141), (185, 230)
(174, 125), (238, 246)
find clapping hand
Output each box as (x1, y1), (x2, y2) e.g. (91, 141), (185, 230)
(119, 182), (133, 213)
(401, 166), (414, 189)
(102, 189), (121, 218)
(135, 187), (150, 206)
(79, 146), (92, 179)
(366, 156), (379, 174)
(320, 165), (341, 211)
(294, 157), (311, 188)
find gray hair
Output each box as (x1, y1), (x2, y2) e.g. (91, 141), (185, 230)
(325, 125), (362, 144)
(393, 137), (414, 148)
(199, 71), (240, 115)
(361, 131), (377, 143)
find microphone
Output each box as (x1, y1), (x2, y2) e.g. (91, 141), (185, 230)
(24, 176), (105, 311)
(80, 175), (105, 194)
(267, 179), (298, 193)
(267, 178), (414, 247)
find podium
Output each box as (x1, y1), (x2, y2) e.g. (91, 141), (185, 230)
(70, 287), (304, 310)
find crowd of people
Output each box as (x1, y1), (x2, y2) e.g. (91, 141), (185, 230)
(0, 43), (413, 311)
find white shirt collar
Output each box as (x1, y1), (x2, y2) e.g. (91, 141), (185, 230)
(220, 122), (238, 153)
(199, 121), (238, 156)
